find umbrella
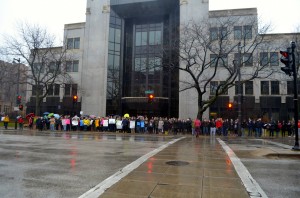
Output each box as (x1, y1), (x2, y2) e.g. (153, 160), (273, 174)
(89, 115), (96, 119)
(124, 113), (130, 118)
(53, 114), (60, 119)
(47, 113), (54, 118)
(26, 113), (35, 118)
(43, 112), (50, 115)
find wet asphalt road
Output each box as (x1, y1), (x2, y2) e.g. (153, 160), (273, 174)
(0, 130), (174, 198)
(223, 138), (300, 198)
(1, 130), (299, 198)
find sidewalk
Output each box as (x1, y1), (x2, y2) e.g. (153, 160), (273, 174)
(99, 136), (249, 198)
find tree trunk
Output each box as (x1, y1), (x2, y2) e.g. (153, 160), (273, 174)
(35, 90), (41, 116)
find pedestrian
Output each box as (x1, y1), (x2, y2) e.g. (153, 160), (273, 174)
(158, 118), (164, 134)
(62, 116), (67, 131)
(194, 118), (201, 137)
(49, 116), (55, 131)
(216, 118), (223, 136)
(28, 116), (34, 130)
(269, 120), (276, 137)
(122, 117), (130, 133)
(83, 117), (90, 131)
(66, 115), (71, 131)
(202, 119), (209, 136)
(72, 115), (79, 131)
(17, 116), (24, 130)
(209, 119), (216, 136)
(3, 115), (10, 129)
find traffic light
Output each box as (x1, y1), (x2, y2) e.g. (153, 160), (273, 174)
(280, 47), (293, 76)
(19, 104), (23, 111)
(16, 95), (21, 104)
(228, 102), (233, 110)
(148, 94), (154, 103)
(73, 95), (78, 103)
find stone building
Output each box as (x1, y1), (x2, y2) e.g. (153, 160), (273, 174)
(25, 0), (299, 121)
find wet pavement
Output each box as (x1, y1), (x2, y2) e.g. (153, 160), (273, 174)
(0, 130), (174, 198)
(222, 137), (300, 198)
(97, 137), (249, 198)
(1, 129), (299, 198)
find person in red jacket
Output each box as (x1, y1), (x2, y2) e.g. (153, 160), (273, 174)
(216, 118), (223, 136)
(194, 118), (201, 137)
(18, 116), (24, 130)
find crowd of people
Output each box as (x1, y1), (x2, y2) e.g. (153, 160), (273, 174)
(1, 113), (299, 137)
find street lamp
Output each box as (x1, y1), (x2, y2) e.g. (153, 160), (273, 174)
(13, 58), (21, 129)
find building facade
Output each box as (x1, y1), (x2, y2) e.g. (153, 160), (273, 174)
(26, 0), (299, 121)
(0, 60), (27, 116)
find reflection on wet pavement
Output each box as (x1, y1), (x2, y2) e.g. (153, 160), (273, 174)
(99, 137), (249, 198)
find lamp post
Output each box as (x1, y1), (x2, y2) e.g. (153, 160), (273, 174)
(13, 58), (20, 129)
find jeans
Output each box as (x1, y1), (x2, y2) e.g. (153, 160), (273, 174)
(210, 127), (216, 136)
(50, 124), (55, 131)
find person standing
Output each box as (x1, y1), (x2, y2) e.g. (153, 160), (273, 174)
(194, 118), (201, 137)
(216, 118), (223, 136)
(49, 116), (55, 131)
(28, 116), (34, 130)
(158, 118), (164, 134)
(209, 119), (216, 136)
(3, 115), (10, 129)
(17, 116), (24, 130)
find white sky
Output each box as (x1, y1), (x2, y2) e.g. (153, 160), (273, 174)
(0, 0), (299, 45)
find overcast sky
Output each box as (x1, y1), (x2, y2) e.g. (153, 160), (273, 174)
(0, 0), (299, 45)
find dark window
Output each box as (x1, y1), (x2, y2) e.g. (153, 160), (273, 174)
(54, 84), (60, 96)
(235, 82), (242, 95)
(65, 84), (71, 96)
(260, 52), (268, 66)
(219, 54), (228, 67)
(74, 37), (80, 49)
(271, 81), (279, 95)
(67, 38), (73, 49)
(64, 84), (77, 96)
(245, 81), (253, 95)
(270, 52), (279, 66)
(47, 84), (60, 96)
(219, 27), (227, 40)
(73, 61), (79, 72)
(210, 81), (218, 95)
(234, 26), (242, 39)
(219, 81), (228, 95)
(210, 54), (227, 67)
(244, 53), (253, 66)
(67, 37), (80, 49)
(66, 60), (79, 72)
(210, 27), (218, 41)
(210, 54), (217, 67)
(244, 25), (252, 39)
(32, 85), (43, 96)
(261, 81), (269, 95)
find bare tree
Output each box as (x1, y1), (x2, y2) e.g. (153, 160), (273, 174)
(167, 16), (276, 119)
(1, 23), (72, 116)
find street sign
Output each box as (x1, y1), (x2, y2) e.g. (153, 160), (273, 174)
(145, 90), (154, 94)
